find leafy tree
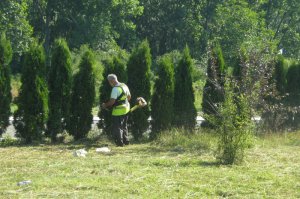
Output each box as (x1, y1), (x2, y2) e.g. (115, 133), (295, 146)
(98, 56), (127, 137)
(0, 0), (33, 54)
(68, 48), (95, 140)
(0, 33), (12, 135)
(151, 55), (175, 138)
(136, 0), (203, 57)
(46, 38), (72, 142)
(202, 44), (225, 127)
(42, 0), (143, 53)
(259, 0), (300, 58)
(173, 46), (197, 129)
(213, 0), (274, 66)
(13, 42), (48, 143)
(127, 40), (151, 140)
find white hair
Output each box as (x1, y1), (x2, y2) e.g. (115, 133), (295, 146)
(107, 74), (118, 81)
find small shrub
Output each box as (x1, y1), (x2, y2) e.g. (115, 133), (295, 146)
(207, 82), (255, 164)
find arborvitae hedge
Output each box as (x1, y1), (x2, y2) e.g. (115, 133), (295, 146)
(68, 48), (95, 140)
(46, 38), (72, 142)
(286, 62), (300, 129)
(13, 42), (48, 143)
(173, 46), (197, 129)
(151, 55), (174, 138)
(202, 44), (226, 124)
(275, 55), (289, 94)
(0, 33), (12, 135)
(127, 40), (151, 140)
(98, 56), (127, 136)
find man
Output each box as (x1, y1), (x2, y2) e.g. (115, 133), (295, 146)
(102, 74), (131, 146)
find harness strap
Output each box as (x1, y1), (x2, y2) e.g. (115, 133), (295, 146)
(113, 85), (126, 106)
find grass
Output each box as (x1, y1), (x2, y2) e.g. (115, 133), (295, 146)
(0, 132), (300, 198)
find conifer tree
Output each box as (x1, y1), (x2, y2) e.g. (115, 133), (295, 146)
(13, 42), (48, 143)
(46, 38), (72, 142)
(68, 48), (95, 140)
(286, 63), (300, 129)
(98, 56), (127, 136)
(0, 33), (12, 136)
(127, 40), (151, 140)
(151, 55), (174, 138)
(173, 46), (197, 129)
(202, 44), (226, 126)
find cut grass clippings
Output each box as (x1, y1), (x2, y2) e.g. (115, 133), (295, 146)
(0, 132), (300, 198)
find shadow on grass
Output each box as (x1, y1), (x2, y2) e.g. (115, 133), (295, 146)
(199, 161), (221, 167)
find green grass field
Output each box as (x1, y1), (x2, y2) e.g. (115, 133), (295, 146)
(0, 132), (300, 199)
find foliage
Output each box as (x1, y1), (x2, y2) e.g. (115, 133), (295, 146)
(13, 41), (48, 143)
(261, 56), (291, 132)
(68, 48), (95, 140)
(285, 62), (300, 129)
(202, 43), (226, 127)
(98, 55), (127, 136)
(213, 0), (275, 66)
(208, 81), (255, 164)
(0, 33), (12, 135)
(0, 0), (33, 54)
(173, 46), (197, 129)
(136, 0), (203, 57)
(46, 38), (72, 142)
(41, 0), (143, 53)
(151, 55), (175, 138)
(127, 40), (152, 140)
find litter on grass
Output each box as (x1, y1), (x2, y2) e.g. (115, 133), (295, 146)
(73, 149), (88, 157)
(96, 147), (111, 154)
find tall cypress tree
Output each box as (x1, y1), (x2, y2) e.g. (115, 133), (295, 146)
(68, 48), (95, 140)
(151, 55), (174, 138)
(46, 38), (72, 142)
(173, 46), (197, 129)
(202, 44), (226, 126)
(0, 33), (12, 136)
(13, 42), (48, 143)
(127, 40), (151, 140)
(286, 62), (300, 130)
(98, 56), (127, 136)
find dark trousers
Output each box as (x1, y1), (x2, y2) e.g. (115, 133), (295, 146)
(112, 114), (129, 146)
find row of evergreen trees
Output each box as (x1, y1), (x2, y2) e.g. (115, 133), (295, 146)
(98, 41), (197, 140)
(0, 34), (197, 143)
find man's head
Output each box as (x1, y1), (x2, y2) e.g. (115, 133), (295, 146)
(107, 74), (118, 87)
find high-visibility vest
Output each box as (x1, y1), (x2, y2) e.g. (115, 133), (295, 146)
(112, 84), (130, 116)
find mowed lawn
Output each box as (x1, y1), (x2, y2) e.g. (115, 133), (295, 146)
(0, 133), (300, 199)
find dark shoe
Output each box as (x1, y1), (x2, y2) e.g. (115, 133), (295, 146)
(124, 141), (130, 145)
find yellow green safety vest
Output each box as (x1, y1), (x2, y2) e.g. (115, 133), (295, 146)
(112, 84), (130, 116)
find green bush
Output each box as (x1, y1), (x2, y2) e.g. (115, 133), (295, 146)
(46, 38), (72, 142)
(13, 41), (48, 143)
(151, 55), (175, 138)
(208, 81), (254, 164)
(0, 33), (12, 135)
(127, 40), (152, 140)
(68, 48), (96, 140)
(173, 46), (197, 129)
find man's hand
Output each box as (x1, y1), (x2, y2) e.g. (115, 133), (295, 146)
(102, 99), (116, 110)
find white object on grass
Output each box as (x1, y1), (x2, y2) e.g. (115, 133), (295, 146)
(96, 147), (111, 153)
(17, 180), (32, 186)
(73, 149), (88, 157)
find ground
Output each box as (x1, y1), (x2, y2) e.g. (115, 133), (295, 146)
(0, 133), (300, 198)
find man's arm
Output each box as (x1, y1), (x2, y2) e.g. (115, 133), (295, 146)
(102, 98), (116, 109)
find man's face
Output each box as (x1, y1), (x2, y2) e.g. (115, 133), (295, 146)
(108, 79), (114, 87)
